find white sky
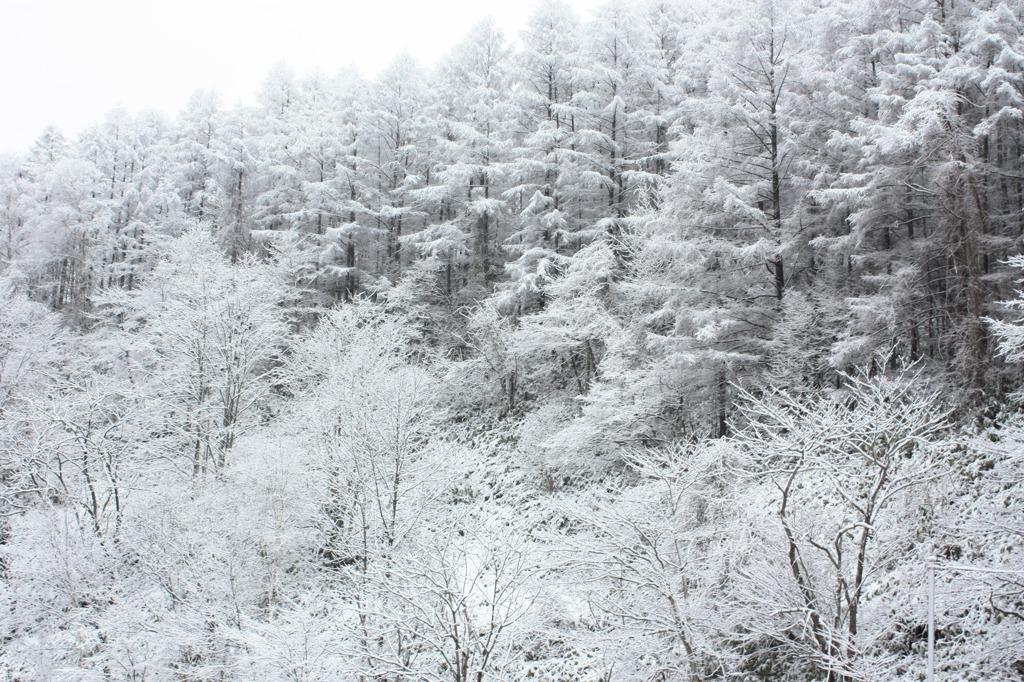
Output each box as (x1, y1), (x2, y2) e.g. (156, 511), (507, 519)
(1, 0), (603, 154)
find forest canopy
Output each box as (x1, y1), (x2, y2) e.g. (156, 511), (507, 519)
(2, 0), (1024, 679)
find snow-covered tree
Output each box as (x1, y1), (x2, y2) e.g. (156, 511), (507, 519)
(125, 229), (289, 476)
(730, 373), (948, 679)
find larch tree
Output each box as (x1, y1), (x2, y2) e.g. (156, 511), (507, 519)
(362, 53), (435, 280)
(424, 19), (517, 297)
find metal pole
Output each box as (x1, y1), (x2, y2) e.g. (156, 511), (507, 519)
(923, 563), (1020, 678)
(928, 563), (935, 682)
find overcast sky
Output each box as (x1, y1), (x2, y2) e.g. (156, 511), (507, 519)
(1, 0), (602, 155)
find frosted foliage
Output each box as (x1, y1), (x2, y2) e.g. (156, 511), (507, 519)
(989, 255), (1024, 365)
(4, 0), (1024, 679)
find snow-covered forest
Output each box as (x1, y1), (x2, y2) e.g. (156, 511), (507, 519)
(2, 0), (1024, 678)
